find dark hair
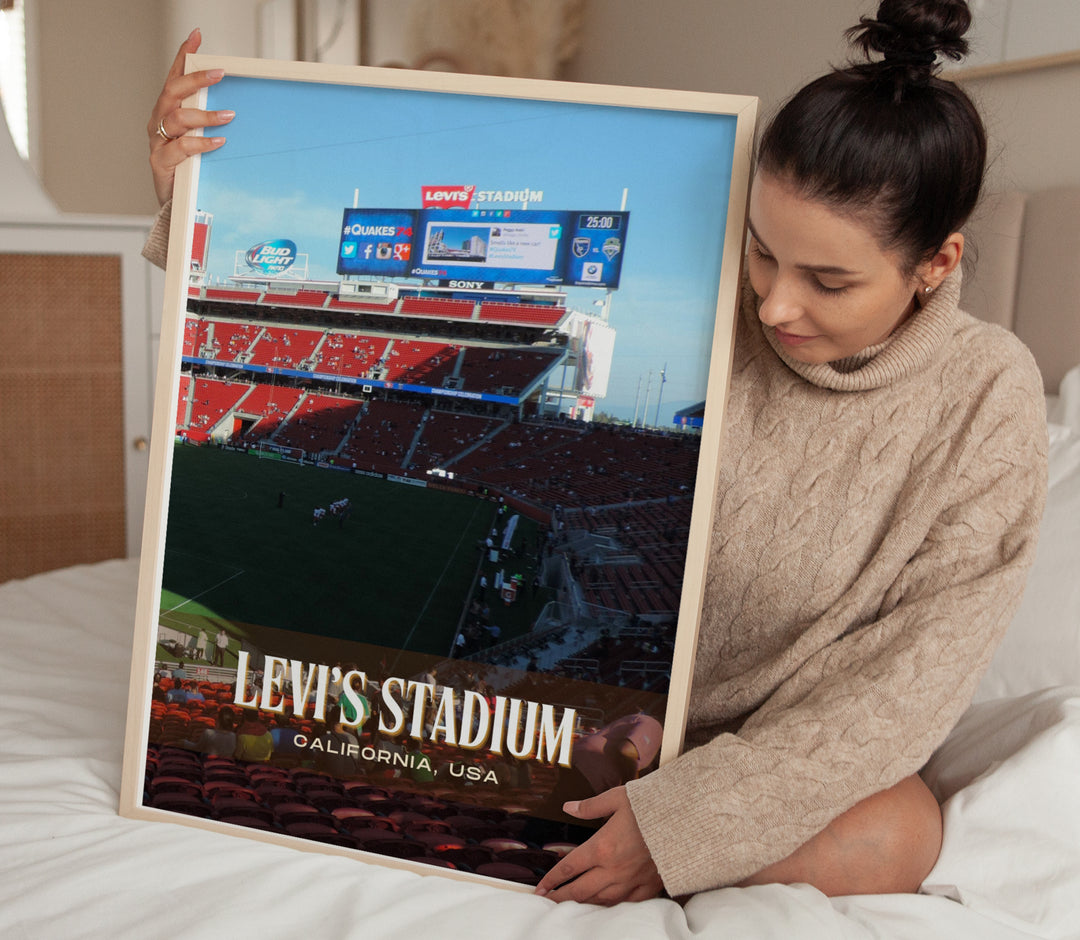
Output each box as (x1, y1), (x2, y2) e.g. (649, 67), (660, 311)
(757, 0), (986, 273)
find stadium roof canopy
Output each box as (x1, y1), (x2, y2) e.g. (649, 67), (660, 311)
(673, 401), (705, 429)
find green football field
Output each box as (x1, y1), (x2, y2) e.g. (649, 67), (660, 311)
(160, 444), (547, 659)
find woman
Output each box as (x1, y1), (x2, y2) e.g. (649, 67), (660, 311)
(533, 1), (1046, 904)
(145, 0), (1046, 904)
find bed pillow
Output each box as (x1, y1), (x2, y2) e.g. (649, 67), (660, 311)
(921, 687), (1080, 938)
(973, 364), (1080, 702)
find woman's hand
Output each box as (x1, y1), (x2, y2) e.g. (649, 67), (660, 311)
(534, 786), (663, 905)
(147, 28), (233, 206)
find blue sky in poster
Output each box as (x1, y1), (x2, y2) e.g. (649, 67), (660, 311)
(196, 75), (740, 423)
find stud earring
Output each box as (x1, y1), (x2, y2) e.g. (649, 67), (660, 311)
(923, 286), (933, 294)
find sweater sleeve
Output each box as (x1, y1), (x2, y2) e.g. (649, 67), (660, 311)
(625, 365), (1048, 897)
(141, 199), (172, 271)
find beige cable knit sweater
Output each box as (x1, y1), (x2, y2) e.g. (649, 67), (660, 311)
(142, 200), (171, 270)
(626, 268), (1047, 896)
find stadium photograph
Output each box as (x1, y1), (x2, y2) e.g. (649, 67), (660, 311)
(136, 64), (746, 882)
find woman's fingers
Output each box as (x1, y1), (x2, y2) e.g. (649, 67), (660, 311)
(534, 787), (663, 905)
(154, 106), (234, 144)
(148, 71), (228, 143)
(146, 28), (232, 205)
(147, 26), (227, 144)
(166, 28), (202, 82)
(150, 132), (228, 173)
(150, 28), (203, 122)
(148, 107), (230, 206)
(149, 132), (227, 205)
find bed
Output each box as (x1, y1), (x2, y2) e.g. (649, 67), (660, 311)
(3, 186), (1080, 937)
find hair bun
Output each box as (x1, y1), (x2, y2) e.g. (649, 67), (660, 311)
(848, 0), (972, 77)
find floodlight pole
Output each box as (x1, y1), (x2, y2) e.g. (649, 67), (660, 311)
(653, 363), (667, 428)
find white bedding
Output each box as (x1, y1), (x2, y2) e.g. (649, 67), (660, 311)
(0, 567), (1076, 939)
(3, 367), (1080, 939)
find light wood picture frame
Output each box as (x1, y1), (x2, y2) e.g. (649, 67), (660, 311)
(120, 54), (757, 891)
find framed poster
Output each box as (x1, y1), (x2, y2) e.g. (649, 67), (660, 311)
(120, 54), (756, 892)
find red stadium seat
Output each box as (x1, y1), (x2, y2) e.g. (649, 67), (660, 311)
(407, 832), (465, 851)
(496, 849), (560, 874)
(149, 792), (211, 817)
(217, 815), (276, 832)
(330, 806), (377, 821)
(212, 799), (274, 824)
(434, 845), (494, 871)
(148, 776), (203, 797)
(480, 838), (528, 853)
(475, 862), (539, 885)
(338, 816), (400, 835)
(272, 803), (323, 827)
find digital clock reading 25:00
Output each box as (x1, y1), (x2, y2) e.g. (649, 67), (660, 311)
(578, 214), (623, 230)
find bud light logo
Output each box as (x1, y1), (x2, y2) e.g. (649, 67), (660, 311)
(245, 239), (297, 275)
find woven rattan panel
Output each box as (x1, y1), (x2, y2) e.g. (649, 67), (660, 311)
(0, 253), (125, 582)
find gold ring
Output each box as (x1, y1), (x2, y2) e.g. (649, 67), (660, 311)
(157, 117), (180, 142)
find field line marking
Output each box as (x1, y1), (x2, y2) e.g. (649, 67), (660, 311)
(399, 501), (483, 654)
(161, 569), (246, 616)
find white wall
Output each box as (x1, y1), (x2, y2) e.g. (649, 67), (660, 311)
(967, 0), (1080, 68)
(565, 0), (1080, 196)
(31, 0), (362, 217)
(23, 0), (1080, 216)
(563, 0), (859, 117)
(160, 0), (361, 65)
(34, 0), (164, 216)
(961, 61), (1080, 193)
(160, 1), (267, 61)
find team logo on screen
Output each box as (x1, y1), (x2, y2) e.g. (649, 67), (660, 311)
(602, 237), (622, 260)
(572, 237), (591, 258)
(245, 239), (297, 275)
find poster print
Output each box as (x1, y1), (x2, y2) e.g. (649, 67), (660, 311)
(121, 56), (756, 891)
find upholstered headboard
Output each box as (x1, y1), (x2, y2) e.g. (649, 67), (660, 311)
(0, 103), (159, 579)
(961, 187), (1080, 394)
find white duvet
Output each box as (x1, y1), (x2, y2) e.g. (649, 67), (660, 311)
(1, 558), (1077, 940)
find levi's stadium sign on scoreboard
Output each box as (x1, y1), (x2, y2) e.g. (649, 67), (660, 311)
(338, 206), (629, 288)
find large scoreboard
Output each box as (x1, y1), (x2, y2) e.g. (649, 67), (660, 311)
(338, 207), (628, 289)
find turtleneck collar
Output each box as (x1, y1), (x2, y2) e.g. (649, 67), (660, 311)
(751, 267), (964, 392)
